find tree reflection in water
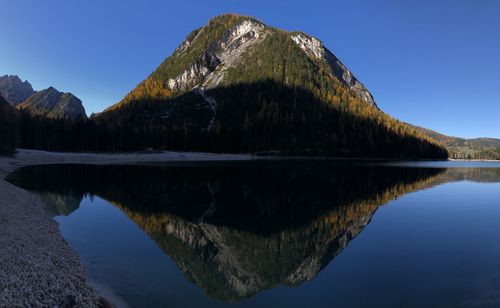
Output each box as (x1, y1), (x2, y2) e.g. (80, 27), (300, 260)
(9, 162), (493, 302)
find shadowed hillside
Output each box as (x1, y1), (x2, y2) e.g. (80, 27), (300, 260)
(0, 96), (19, 154)
(16, 81), (448, 158)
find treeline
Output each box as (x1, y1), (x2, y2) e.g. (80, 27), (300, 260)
(414, 126), (500, 160)
(448, 149), (500, 160)
(207, 81), (448, 158)
(5, 81), (448, 159)
(0, 97), (19, 154)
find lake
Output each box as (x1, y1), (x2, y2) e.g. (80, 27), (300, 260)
(6, 161), (500, 307)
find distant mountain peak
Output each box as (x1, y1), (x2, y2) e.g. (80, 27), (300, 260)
(0, 74), (35, 105)
(1, 73), (87, 120)
(17, 87), (87, 120)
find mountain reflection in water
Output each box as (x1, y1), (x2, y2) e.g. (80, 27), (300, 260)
(7, 162), (500, 304)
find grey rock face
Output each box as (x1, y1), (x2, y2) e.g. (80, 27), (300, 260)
(167, 19), (267, 92)
(17, 87), (87, 120)
(1, 74), (87, 120)
(0, 75), (35, 106)
(165, 19), (376, 108)
(291, 33), (377, 107)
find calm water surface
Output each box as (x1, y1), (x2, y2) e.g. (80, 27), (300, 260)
(7, 161), (500, 307)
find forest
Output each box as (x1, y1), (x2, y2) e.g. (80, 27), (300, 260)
(0, 96), (19, 154)
(415, 125), (500, 160)
(0, 80), (449, 159)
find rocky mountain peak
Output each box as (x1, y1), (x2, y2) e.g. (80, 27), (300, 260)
(139, 13), (376, 107)
(17, 87), (87, 120)
(104, 14), (447, 159)
(0, 74), (35, 106)
(1, 74), (87, 120)
(166, 16), (267, 92)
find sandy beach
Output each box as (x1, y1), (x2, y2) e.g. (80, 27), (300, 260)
(0, 149), (256, 307)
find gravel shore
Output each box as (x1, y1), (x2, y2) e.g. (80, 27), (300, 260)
(0, 149), (255, 307)
(0, 159), (100, 307)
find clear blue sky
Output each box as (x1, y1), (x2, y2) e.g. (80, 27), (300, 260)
(1, 0), (499, 138)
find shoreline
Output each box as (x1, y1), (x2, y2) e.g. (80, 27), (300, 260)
(0, 149), (258, 307)
(448, 158), (500, 162)
(0, 155), (98, 307)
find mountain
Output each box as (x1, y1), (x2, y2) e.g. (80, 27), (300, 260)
(96, 14), (447, 158)
(17, 87), (87, 120)
(414, 126), (500, 160)
(0, 75), (35, 106)
(0, 74), (87, 120)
